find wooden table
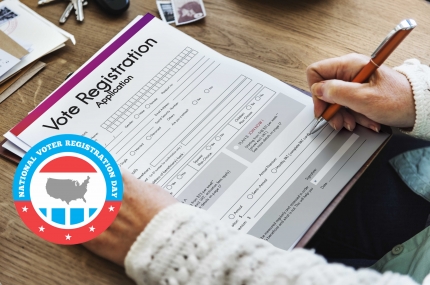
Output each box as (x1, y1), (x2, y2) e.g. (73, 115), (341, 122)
(1, 0), (430, 283)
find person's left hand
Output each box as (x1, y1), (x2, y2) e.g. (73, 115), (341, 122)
(83, 169), (178, 266)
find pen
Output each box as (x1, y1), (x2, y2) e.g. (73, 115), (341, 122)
(309, 19), (417, 135)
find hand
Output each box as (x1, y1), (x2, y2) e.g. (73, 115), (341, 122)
(83, 169), (178, 266)
(306, 53), (415, 132)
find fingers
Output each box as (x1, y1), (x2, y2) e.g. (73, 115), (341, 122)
(308, 54), (374, 127)
(349, 110), (381, 132)
(324, 109), (352, 131)
(120, 167), (134, 183)
(340, 109), (356, 131)
(310, 79), (371, 115)
(312, 90), (328, 118)
(325, 108), (380, 133)
(306, 53), (370, 89)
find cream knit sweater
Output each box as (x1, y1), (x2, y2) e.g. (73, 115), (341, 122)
(125, 60), (430, 285)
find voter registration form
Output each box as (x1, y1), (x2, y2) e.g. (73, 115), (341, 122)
(5, 14), (389, 250)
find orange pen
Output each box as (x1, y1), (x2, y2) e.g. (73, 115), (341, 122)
(309, 19), (417, 134)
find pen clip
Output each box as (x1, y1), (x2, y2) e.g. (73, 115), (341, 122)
(371, 19), (417, 58)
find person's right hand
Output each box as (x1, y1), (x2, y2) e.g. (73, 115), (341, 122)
(307, 53), (416, 132)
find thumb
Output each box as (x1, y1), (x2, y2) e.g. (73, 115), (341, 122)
(311, 80), (368, 111)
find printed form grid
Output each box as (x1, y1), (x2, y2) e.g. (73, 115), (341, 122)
(101, 47), (198, 132)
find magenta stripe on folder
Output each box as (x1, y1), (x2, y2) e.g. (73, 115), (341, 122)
(11, 13), (155, 136)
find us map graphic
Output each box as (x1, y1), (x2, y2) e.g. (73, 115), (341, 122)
(45, 176), (90, 204)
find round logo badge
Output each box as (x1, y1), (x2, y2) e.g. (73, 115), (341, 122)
(13, 134), (123, 244)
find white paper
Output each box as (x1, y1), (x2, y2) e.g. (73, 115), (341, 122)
(0, 60), (46, 104)
(6, 0), (76, 45)
(2, 139), (25, 157)
(9, 34), (33, 53)
(0, 48), (19, 76)
(5, 16), (389, 250)
(4, 132), (31, 152)
(0, 0), (72, 82)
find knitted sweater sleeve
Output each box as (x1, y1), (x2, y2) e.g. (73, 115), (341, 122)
(394, 59), (430, 140)
(124, 203), (417, 285)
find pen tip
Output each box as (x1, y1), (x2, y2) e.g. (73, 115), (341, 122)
(309, 117), (320, 135)
(309, 117), (328, 135)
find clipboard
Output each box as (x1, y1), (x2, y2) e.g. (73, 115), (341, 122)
(285, 84), (393, 247)
(295, 127), (392, 247)
(0, 83), (393, 247)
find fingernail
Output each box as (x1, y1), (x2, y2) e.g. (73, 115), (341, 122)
(333, 124), (337, 131)
(312, 82), (325, 97)
(371, 125), (379, 133)
(346, 124), (351, 131)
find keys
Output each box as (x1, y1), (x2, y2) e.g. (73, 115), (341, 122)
(70, 0), (84, 22)
(58, 0), (88, 24)
(39, 0), (86, 24)
(37, 0), (59, 5)
(59, 2), (74, 24)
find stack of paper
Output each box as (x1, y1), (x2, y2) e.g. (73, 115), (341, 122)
(0, 30), (29, 77)
(0, 0), (75, 103)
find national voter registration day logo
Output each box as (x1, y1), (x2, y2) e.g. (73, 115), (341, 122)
(12, 134), (123, 244)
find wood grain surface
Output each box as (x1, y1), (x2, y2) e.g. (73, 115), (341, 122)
(1, 0), (430, 284)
